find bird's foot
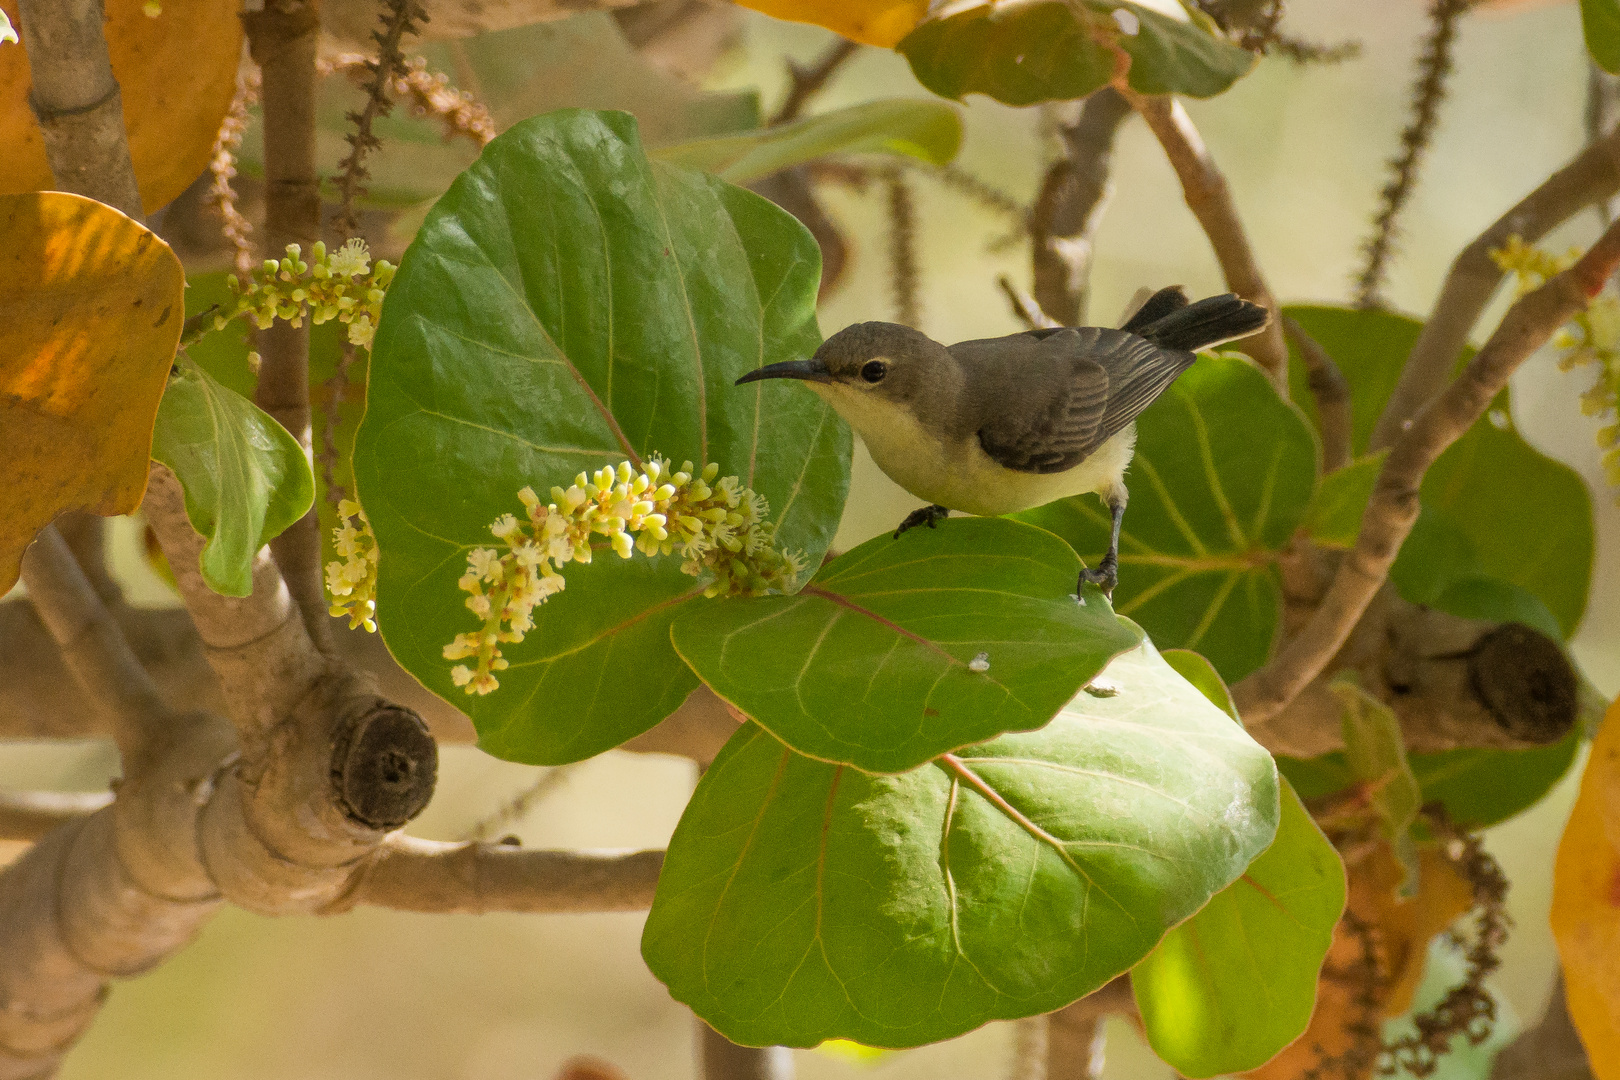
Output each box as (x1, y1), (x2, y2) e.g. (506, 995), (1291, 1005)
(893, 504), (951, 539)
(1078, 559), (1118, 599)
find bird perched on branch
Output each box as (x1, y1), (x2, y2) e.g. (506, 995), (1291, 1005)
(735, 287), (1270, 596)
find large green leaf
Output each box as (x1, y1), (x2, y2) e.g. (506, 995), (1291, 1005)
(642, 635), (1280, 1049)
(1018, 356), (1318, 683)
(897, 1), (1254, 108)
(354, 109), (850, 765)
(671, 518), (1141, 773)
(1305, 451), (1387, 549)
(150, 356), (315, 597)
(1582, 0), (1620, 73)
(1132, 781), (1345, 1078)
(1283, 305), (1593, 636)
(653, 99), (963, 185)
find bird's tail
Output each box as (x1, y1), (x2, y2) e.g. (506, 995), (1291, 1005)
(1126, 288), (1270, 353)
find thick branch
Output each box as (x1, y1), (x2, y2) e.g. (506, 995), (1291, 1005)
(1489, 977), (1594, 1080)
(0, 792), (111, 843)
(1234, 222), (1620, 726)
(700, 1025), (793, 1080)
(1284, 316), (1353, 473)
(1371, 122), (1620, 449)
(244, 0), (330, 649)
(771, 37), (858, 125)
(1031, 89), (1131, 326)
(18, 528), (170, 765)
(351, 836), (663, 913)
(1047, 976), (1133, 1080)
(1125, 92), (1289, 387)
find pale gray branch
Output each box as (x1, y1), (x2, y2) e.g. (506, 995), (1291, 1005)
(0, 791), (112, 843)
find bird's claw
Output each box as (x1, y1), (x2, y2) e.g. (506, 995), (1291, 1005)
(1078, 562), (1117, 599)
(893, 504), (950, 539)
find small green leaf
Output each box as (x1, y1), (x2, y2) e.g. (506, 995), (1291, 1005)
(671, 518), (1142, 773)
(1407, 733), (1579, 830)
(1162, 648), (1237, 722)
(1333, 679), (1421, 847)
(354, 109), (850, 765)
(1132, 781), (1346, 1078)
(897, 1), (1253, 108)
(1306, 450), (1387, 549)
(1018, 356), (1318, 683)
(150, 356), (315, 597)
(643, 635), (1280, 1049)
(652, 99), (963, 184)
(1582, 0), (1620, 73)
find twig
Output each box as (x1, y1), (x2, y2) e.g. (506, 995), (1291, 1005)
(321, 52), (495, 148)
(1123, 92), (1290, 389)
(770, 37), (858, 125)
(1353, 0), (1472, 310)
(207, 62), (261, 279)
(999, 275), (1060, 330)
(1233, 219), (1620, 726)
(1587, 63), (1620, 227)
(699, 1023), (795, 1080)
(351, 836), (664, 913)
(18, 527), (171, 764)
(1268, 34), (1362, 66)
(0, 789), (113, 842)
(884, 166), (922, 329)
(1284, 316), (1354, 472)
(1371, 122), (1620, 450)
(459, 765), (574, 842)
(331, 0), (430, 238)
(922, 161), (1030, 228)
(1031, 88), (1131, 326)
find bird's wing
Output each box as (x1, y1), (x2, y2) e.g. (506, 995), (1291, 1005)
(971, 328), (1194, 475)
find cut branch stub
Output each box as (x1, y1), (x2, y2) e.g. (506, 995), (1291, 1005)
(1467, 623), (1578, 744)
(330, 703), (438, 829)
(1017, 355), (1319, 683)
(670, 518), (1142, 773)
(354, 108), (849, 766)
(643, 635), (1280, 1050)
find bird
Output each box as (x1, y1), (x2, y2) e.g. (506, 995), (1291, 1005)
(734, 287), (1270, 596)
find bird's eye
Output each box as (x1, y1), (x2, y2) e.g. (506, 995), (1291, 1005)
(860, 360), (888, 384)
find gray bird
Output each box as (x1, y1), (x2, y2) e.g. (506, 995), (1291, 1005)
(735, 287), (1270, 596)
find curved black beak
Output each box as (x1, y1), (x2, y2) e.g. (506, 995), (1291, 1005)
(735, 358), (833, 386)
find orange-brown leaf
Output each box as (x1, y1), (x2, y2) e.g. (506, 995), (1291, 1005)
(0, 0), (242, 214)
(1551, 694), (1620, 1080)
(731, 0), (928, 47)
(0, 191), (184, 591)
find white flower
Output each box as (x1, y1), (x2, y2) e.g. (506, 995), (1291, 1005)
(329, 238), (372, 278)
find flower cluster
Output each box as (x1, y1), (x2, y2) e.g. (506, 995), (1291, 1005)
(443, 458), (805, 695)
(326, 499), (380, 632)
(218, 239), (396, 352)
(1492, 236), (1620, 498)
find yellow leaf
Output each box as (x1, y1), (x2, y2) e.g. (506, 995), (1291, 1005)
(0, 192), (184, 592)
(0, 0), (242, 214)
(732, 0), (928, 47)
(1551, 694), (1620, 1080)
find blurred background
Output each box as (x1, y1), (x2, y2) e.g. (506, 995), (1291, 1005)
(3, 1), (1618, 1076)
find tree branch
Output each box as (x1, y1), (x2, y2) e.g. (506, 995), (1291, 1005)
(1489, 976), (1595, 1080)
(771, 37), (858, 126)
(999, 274), (1061, 330)
(1234, 221), (1620, 726)
(1283, 315), (1353, 473)
(1371, 122), (1620, 450)
(1047, 976), (1133, 1080)
(350, 836), (664, 914)
(1122, 92), (1289, 389)
(17, 528), (172, 765)
(0, 791), (112, 843)
(699, 1024), (794, 1080)
(1031, 89), (1131, 327)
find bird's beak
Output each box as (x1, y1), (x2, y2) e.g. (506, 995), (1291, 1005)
(734, 358), (833, 386)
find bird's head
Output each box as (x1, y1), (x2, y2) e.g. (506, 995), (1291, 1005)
(734, 322), (953, 429)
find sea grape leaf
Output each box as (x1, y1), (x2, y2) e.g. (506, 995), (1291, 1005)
(150, 356), (315, 597)
(1133, 781), (1346, 1078)
(353, 109), (850, 765)
(1017, 355), (1318, 684)
(1283, 304), (1592, 636)
(731, 0), (929, 47)
(643, 634), (1280, 1049)
(652, 99), (963, 184)
(1334, 681), (1422, 845)
(1162, 648), (1237, 722)
(1305, 450), (1387, 549)
(897, 1), (1254, 108)
(0, 192), (183, 593)
(1582, 0), (1620, 73)
(671, 518), (1142, 773)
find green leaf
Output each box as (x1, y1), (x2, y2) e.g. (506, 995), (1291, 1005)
(642, 635), (1281, 1049)
(652, 99), (963, 185)
(1582, 0), (1620, 73)
(1283, 304), (1593, 637)
(353, 109), (850, 765)
(897, 1), (1254, 108)
(1132, 781), (1346, 1078)
(1432, 576), (1564, 642)
(1306, 450), (1387, 549)
(671, 518), (1141, 773)
(1333, 680), (1421, 847)
(150, 356), (315, 597)
(1017, 356), (1318, 683)
(1162, 648), (1237, 722)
